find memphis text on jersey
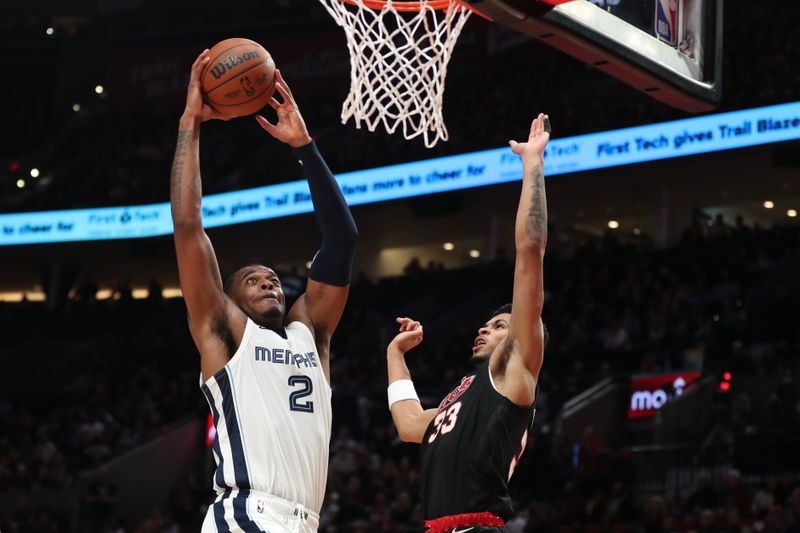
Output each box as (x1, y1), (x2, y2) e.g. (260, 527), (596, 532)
(254, 345), (319, 368)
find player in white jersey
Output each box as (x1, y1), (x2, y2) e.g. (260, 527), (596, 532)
(170, 50), (358, 533)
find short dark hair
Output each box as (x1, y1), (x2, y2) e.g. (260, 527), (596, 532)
(490, 304), (513, 318)
(490, 303), (549, 349)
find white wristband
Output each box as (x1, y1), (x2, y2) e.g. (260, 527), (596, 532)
(387, 379), (420, 409)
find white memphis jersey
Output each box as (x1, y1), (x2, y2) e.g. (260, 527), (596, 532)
(200, 318), (332, 519)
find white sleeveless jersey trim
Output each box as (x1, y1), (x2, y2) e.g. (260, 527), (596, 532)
(200, 318), (332, 515)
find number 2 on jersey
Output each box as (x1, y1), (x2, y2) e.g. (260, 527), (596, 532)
(428, 402), (462, 443)
(288, 375), (314, 413)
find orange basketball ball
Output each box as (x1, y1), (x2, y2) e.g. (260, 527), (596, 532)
(201, 38), (276, 118)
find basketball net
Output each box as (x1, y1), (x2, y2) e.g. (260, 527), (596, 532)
(318, 0), (472, 148)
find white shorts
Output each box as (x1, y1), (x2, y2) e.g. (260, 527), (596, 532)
(201, 489), (319, 533)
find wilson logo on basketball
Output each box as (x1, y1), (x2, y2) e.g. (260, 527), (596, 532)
(209, 51), (262, 80)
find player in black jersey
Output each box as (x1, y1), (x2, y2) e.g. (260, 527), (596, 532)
(385, 113), (551, 533)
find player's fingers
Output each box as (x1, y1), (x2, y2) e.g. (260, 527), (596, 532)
(509, 140), (523, 155)
(401, 330), (418, 340)
(192, 50), (210, 77)
(255, 115), (276, 133)
(195, 56), (211, 78)
(192, 49), (209, 69)
(191, 69), (209, 93)
(190, 61), (209, 86)
(274, 77), (292, 104)
(538, 113), (546, 135)
(268, 97), (281, 110)
(527, 116), (538, 140)
(543, 114), (551, 134)
(405, 320), (421, 332)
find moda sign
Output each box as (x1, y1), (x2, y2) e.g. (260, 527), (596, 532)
(627, 371), (701, 419)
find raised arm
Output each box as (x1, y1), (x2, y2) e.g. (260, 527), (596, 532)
(492, 114), (551, 407)
(386, 318), (437, 443)
(171, 50), (244, 381)
(257, 71), (358, 354)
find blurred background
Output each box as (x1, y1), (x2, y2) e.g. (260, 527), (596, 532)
(1, 0), (799, 531)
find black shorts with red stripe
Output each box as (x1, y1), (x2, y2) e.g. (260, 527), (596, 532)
(424, 512), (507, 533)
(438, 526), (508, 533)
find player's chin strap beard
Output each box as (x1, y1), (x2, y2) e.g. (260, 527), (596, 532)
(254, 318), (288, 339)
(251, 307), (287, 336)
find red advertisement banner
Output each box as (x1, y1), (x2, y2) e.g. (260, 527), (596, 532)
(628, 371), (702, 419)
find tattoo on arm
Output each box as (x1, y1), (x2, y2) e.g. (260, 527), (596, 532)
(525, 166), (547, 241)
(170, 130), (192, 210)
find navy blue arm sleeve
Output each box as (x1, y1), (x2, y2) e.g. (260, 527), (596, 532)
(292, 141), (358, 286)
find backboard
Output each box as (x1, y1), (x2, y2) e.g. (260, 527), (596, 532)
(464, 0), (723, 112)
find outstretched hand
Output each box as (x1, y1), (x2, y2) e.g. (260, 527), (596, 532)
(509, 113), (550, 168)
(255, 70), (313, 148)
(182, 49), (230, 123)
(389, 317), (424, 355)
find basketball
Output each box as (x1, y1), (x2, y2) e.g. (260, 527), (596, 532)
(201, 38), (276, 118)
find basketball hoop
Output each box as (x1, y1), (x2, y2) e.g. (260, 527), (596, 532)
(318, 0), (475, 147)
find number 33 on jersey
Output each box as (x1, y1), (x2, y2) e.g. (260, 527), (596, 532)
(428, 402), (462, 442)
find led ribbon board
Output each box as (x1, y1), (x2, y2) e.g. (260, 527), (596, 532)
(2, 101), (799, 246)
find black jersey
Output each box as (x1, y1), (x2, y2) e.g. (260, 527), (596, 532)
(420, 362), (535, 521)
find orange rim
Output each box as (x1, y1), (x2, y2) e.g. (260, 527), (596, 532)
(341, 0), (490, 17)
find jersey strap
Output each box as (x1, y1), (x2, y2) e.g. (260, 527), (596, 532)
(424, 512), (505, 532)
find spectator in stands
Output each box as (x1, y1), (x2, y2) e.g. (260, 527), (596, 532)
(83, 467), (120, 531)
(687, 470), (718, 513)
